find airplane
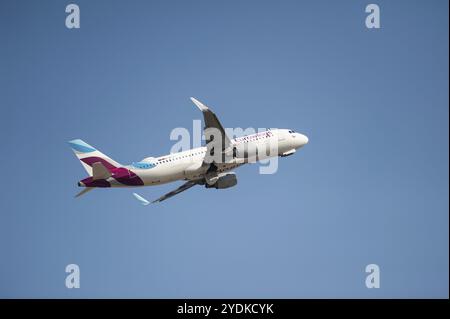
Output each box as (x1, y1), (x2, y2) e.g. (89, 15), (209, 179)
(69, 97), (309, 203)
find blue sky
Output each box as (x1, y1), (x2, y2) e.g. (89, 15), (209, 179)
(0, 0), (448, 298)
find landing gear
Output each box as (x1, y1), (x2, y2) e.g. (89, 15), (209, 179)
(206, 162), (218, 174)
(205, 163), (219, 187)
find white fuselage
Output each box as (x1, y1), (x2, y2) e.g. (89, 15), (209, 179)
(116, 129), (308, 187)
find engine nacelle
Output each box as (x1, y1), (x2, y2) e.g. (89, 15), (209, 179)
(205, 173), (238, 189)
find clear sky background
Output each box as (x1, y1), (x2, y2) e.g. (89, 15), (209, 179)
(0, 0), (448, 298)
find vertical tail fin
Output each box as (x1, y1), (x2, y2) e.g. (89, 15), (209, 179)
(68, 139), (122, 176)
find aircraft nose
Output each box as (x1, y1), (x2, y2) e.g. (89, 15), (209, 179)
(299, 134), (309, 145)
(294, 133), (308, 148)
(78, 181), (85, 187)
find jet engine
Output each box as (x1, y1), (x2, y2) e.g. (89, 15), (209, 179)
(205, 172), (238, 189)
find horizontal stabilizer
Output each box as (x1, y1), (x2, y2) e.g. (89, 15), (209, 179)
(75, 187), (94, 198)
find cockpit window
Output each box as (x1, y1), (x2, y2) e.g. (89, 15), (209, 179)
(289, 130), (295, 133)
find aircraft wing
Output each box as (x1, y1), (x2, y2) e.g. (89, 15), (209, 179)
(190, 97), (233, 153)
(151, 180), (198, 203)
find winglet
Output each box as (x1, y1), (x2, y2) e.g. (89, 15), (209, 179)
(133, 193), (150, 206)
(190, 97), (209, 112)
